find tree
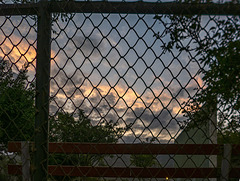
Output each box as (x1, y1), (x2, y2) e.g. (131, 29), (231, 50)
(49, 110), (124, 144)
(0, 60), (35, 146)
(154, 2), (240, 176)
(130, 139), (160, 181)
(0, 60), (35, 180)
(155, 5), (240, 125)
(0, 59), (126, 180)
(130, 154), (158, 181)
(130, 154), (158, 168)
(49, 110), (126, 181)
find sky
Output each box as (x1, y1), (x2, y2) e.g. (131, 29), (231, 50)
(0, 8), (213, 143)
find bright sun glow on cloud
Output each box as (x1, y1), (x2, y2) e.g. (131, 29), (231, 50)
(0, 32), (57, 78)
(0, 36), (35, 63)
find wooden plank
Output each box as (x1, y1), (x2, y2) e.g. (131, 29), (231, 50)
(49, 143), (221, 155)
(232, 144), (240, 155)
(9, 142), (240, 155)
(8, 165), (217, 178)
(9, 165), (240, 178)
(8, 142), (222, 155)
(8, 142), (21, 152)
(230, 168), (240, 178)
(8, 165), (22, 175)
(48, 166), (218, 178)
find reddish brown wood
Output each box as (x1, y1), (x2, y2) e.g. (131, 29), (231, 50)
(8, 164), (217, 178)
(232, 145), (240, 155)
(9, 165), (240, 178)
(8, 142), (21, 152)
(230, 168), (240, 178)
(48, 143), (222, 155)
(8, 165), (22, 175)
(9, 142), (240, 155)
(48, 166), (218, 178)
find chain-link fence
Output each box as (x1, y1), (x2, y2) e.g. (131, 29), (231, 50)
(0, 1), (240, 181)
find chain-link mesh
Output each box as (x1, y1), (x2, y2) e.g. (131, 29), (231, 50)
(0, 1), (240, 181)
(0, 9), (37, 180)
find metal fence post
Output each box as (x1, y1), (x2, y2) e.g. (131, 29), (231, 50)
(33, 0), (51, 180)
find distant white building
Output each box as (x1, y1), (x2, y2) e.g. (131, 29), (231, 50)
(174, 109), (217, 181)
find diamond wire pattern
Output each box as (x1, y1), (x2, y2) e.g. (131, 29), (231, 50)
(0, 13), (36, 180)
(0, 1), (239, 180)
(49, 10), (214, 180)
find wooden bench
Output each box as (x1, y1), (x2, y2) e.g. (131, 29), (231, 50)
(7, 142), (240, 180)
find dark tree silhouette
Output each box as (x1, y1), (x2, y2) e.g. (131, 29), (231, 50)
(154, 5), (240, 175)
(0, 60), (35, 146)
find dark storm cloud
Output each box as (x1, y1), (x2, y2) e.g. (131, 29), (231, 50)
(50, 67), (84, 96)
(72, 35), (106, 57)
(106, 93), (117, 106)
(105, 110), (119, 122)
(89, 93), (101, 105)
(168, 82), (197, 100)
(51, 68), (83, 86)
(49, 104), (58, 115)
(125, 107), (172, 124)
(124, 106), (179, 135)
(49, 96), (67, 112)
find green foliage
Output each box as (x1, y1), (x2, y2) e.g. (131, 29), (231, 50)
(49, 111), (126, 180)
(154, 6), (240, 169)
(130, 139), (159, 181)
(130, 154), (157, 168)
(130, 139), (160, 174)
(0, 60), (35, 146)
(218, 114), (240, 171)
(0, 59), (126, 180)
(0, 155), (9, 181)
(49, 110), (124, 166)
(49, 110), (124, 143)
(0, 153), (21, 181)
(155, 9), (240, 130)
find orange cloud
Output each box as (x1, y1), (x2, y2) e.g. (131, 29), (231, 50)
(1, 35), (35, 62)
(0, 33), (58, 76)
(53, 82), (191, 117)
(196, 75), (204, 88)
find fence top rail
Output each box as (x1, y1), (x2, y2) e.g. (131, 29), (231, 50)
(8, 142), (240, 155)
(1, 1), (240, 16)
(0, 3), (38, 15)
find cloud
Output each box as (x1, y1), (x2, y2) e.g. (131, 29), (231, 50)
(0, 16), (36, 64)
(72, 35), (104, 57)
(49, 75), (195, 142)
(1, 15), (205, 143)
(0, 34), (36, 71)
(48, 60), (203, 143)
